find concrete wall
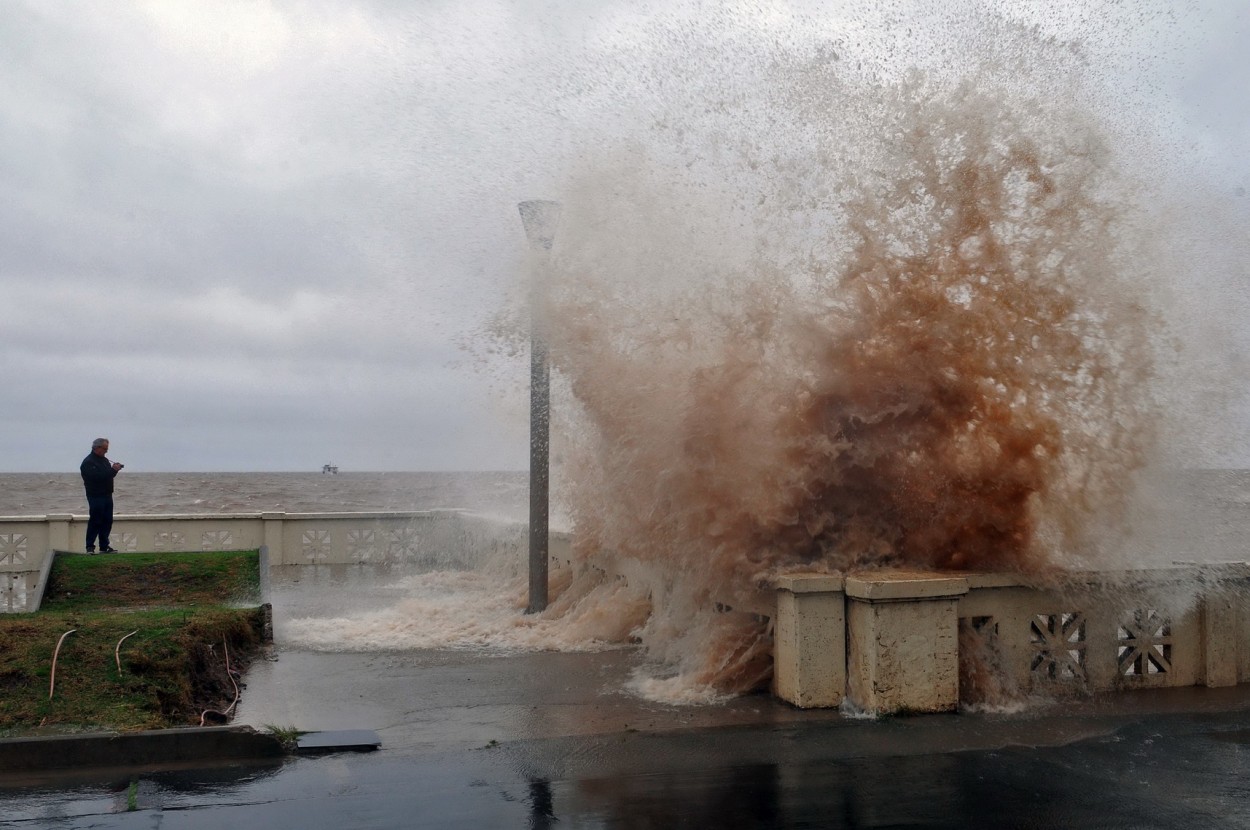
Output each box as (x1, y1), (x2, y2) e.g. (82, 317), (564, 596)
(0, 511), (533, 612)
(11, 510), (1246, 716)
(773, 566), (1250, 714)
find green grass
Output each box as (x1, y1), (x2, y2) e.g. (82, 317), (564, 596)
(0, 550), (265, 735)
(42, 550), (261, 611)
(262, 723), (307, 751)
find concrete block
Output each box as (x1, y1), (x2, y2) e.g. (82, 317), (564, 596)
(46, 514), (72, 552)
(846, 571), (968, 714)
(773, 574), (846, 708)
(262, 513), (286, 565)
(1203, 587), (1239, 688)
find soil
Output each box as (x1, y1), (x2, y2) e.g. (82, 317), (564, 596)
(0, 550), (267, 733)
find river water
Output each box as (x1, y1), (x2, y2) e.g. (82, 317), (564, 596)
(4, 468), (1248, 565)
(0, 471), (529, 522)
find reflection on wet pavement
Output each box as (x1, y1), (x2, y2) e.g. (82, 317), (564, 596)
(7, 564), (1250, 827)
(6, 709), (1250, 828)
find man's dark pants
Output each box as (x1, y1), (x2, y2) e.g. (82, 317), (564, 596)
(86, 494), (113, 550)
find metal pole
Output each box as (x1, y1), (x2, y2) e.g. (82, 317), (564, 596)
(518, 200), (560, 614)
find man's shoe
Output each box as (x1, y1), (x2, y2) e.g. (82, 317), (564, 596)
(101, 547), (118, 553)
(85, 547), (96, 554)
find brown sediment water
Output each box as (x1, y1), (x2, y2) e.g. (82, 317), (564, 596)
(485, 10), (1214, 701)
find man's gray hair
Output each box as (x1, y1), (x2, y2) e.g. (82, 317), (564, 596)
(92, 438), (109, 449)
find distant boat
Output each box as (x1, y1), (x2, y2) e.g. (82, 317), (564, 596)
(321, 464), (339, 474)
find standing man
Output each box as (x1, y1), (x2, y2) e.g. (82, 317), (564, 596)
(80, 438), (123, 554)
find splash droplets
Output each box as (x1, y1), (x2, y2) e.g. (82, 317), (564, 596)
(514, 16), (1170, 699)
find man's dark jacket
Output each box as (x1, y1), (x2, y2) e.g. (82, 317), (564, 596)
(80, 453), (117, 496)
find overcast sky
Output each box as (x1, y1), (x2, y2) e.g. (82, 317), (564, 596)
(1, 0), (1246, 472)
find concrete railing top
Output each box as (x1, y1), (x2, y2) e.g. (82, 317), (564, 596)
(0, 509), (470, 522)
(774, 574), (845, 594)
(845, 571), (970, 601)
(775, 563), (1250, 595)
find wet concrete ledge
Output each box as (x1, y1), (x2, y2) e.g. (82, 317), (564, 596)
(0, 726), (285, 775)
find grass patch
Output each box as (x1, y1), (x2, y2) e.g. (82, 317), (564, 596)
(263, 723), (307, 751)
(0, 550), (266, 736)
(42, 550), (261, 610)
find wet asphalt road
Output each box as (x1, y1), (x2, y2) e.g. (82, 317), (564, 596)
(5, 567), (1250, 827)
(5, 666), (1250, 828)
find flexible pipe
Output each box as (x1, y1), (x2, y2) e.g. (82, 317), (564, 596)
(49, 629), (77, 700)
(199, 637), (241, 725)
(115, 630), (138, 673)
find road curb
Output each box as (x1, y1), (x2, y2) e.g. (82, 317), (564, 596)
(0, 726), (285, 774)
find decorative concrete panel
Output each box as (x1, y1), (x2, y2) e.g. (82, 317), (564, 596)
(0, 534), (28, 566)
(301, 530), (332, 563)
(1118, 609), (1172, 678)
(956, 574), (1212, 698)
(387, 527), (419, 560)
(1030, 612), (1088, 686)
(347, 529), (378, 562)
(153, 531), (187, 552)
(201, 530), (234, 551)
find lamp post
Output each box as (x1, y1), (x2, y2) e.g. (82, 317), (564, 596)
(518, 199), (560, 614)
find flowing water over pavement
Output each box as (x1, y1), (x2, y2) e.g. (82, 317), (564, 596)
(7, 654), (1250, 829)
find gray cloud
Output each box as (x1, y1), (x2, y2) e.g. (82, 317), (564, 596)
(2, 0), (1246, 472)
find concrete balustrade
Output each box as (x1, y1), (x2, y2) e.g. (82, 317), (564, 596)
(0, 511), (540, 612)
(9, 509), (1249, 717)
(773, 565), (1250, 714)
